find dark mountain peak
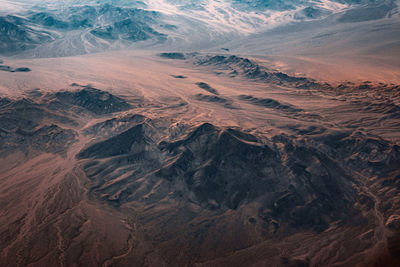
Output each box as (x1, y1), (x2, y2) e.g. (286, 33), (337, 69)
(28, 12), (69, 29)
(54, 86), (132, 114)
(159, 122), (219, 153)
(196, 55), (255, 69)
(6, 98), (37, 109)
(77, 122), (154, 159)
(0, 96), (77, 157)
(83, 113), (148, 137)
(0, 15), (53, 55)
(158, 52), (186, 60)
(225, 128), (260, 143)
(190, 122), (218, 137)
(157, 124), (282, 209)
(196, 54), (330, 89)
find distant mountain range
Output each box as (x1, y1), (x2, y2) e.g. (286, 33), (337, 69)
(0, 0), (398, 57)
(0, 3), (166, 55)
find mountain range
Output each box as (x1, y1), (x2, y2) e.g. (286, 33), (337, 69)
(0, 0), (399, 266)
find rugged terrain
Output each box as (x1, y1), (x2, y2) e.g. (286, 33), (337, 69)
(0, 50), (399, 266)
(0, 0), (400, 266)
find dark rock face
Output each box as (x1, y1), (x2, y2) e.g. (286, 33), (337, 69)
(312, 131), (400, 177)
(13, 67), (31, 72)
(159, 124), (358, 232)
(91, 18), (165, 41)
(78, 121), (373, 234)
(193, 54), (400, 97)
(0, 98), (77, 157)
(14, 124), (76, 154)
(78, 3), (165, 42)
(0, 60), (31, 73)
(0, 98), (75, 132)
(0, 86), (135, 158)
(172, 75), (187, 79)
(53, 86), (132, 115)
(75, 113), (400, 266)
(194, 93), (236, 109)
(195, 54), (323, 89)
(28, 12), (69, 29)
(83, 113), (146, 137)
(0, 87), (134, 158)
(159, 52), (340, 92)
(78, 123), (154, 159)
(158, 123), (284, 210)
(239, 95), (302, 113)
(268, 140), (355, 231)
(0, 15), (54, 55)
(158, 52), (186, 60)
(0, 16), (34, 54)
(195, 82), (219, 95)
(301, 7), (325, 18)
